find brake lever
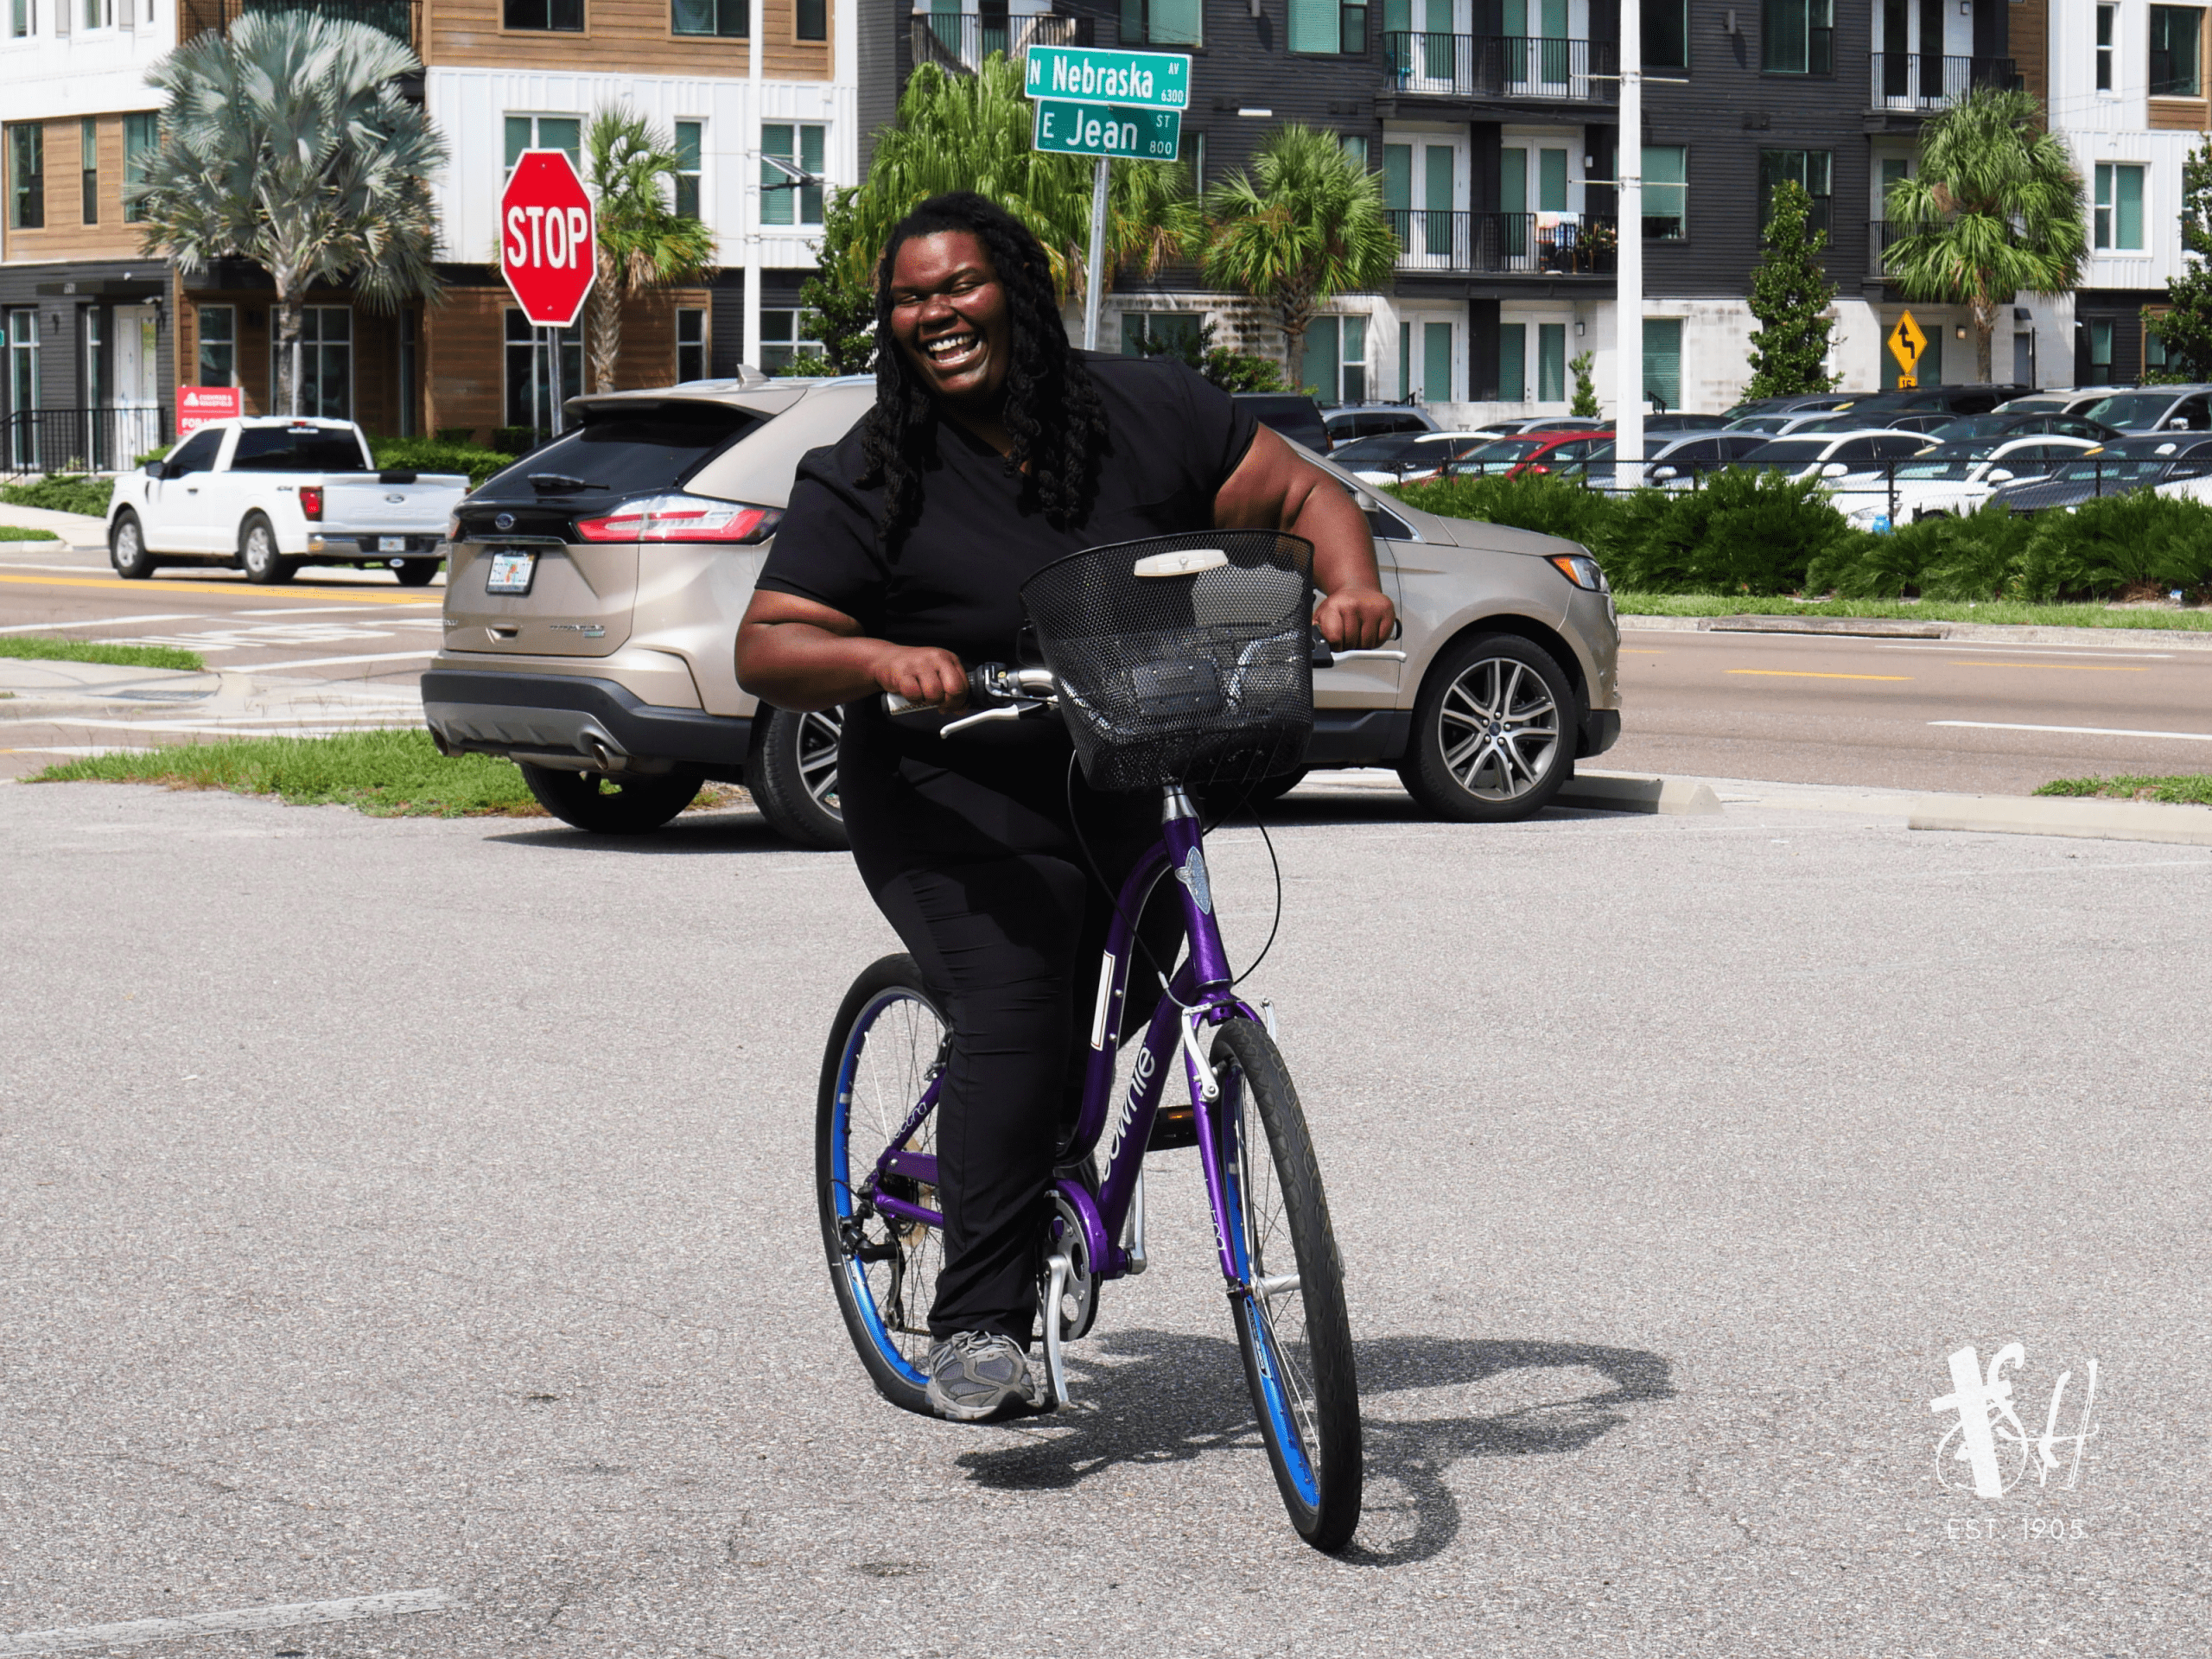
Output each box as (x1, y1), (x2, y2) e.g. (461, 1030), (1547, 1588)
(937, 705), (1027, 737)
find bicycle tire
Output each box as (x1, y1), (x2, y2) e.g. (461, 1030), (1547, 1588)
(816, 953), (948, 1416)
(1211, 1017), (1363, 1551)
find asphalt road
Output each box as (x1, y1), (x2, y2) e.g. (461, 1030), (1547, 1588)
(3, 781), (2206, 1656)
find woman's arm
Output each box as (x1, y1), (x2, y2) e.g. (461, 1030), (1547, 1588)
(735, 588), (969, 714)
(1212, 423), (1398, 651)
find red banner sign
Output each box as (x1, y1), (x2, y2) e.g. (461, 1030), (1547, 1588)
(177, 385), (242, 435)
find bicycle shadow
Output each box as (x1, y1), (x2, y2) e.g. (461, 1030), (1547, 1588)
(950, 1330), (1673, 1567)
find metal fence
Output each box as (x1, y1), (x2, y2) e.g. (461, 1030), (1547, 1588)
(908, 10), (1090, 73)
(1389, 210), (1618, 276)
(3, 406), (170, 480)
(1382, 32), (1618, 100)
(1867, 54), (2018, 111)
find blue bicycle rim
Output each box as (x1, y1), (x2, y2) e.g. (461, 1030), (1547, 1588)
(1220, 1079), (1323, 1509)
(833, 988), (933, 1390)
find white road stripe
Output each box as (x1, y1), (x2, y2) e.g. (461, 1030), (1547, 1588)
(1877, 641), (2178, 658)
(237, 603), (439, 615)
(1929, 720), (2212, 741)
(0, 614), (207, 634)
(242, 649), (435, 669)
(0, 1588), (453, 1654)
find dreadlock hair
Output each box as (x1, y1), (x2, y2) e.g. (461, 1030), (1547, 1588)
(858, 191), (1109, 554)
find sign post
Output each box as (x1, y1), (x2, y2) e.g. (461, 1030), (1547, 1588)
(1887, 310), (1928, 391)
(1023, 45), (1189, 352)
(500, 149), (597, 441)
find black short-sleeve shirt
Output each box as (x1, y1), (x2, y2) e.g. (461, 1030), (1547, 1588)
(756, 353), (1260, 665)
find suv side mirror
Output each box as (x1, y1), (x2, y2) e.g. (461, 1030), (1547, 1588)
(1821, 461), (1849, 478)
(1987, 467), (2016, 483)
(1652, 465), (1678, 480)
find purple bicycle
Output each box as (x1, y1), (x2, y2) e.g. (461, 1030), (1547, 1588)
(812, 531), (1367, 1552)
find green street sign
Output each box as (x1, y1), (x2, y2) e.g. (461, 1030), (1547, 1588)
(1032, 99), (1182, 162)
(1024, 44), (1190, 111)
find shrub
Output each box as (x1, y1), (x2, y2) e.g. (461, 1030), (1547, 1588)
(2018, 490), (2212, 601)
(1916, 503), (2037, 600)
(370, 437), (518, 489)
(1602, 467), (1854, 594)
(1394, 470), (1615, 547)
(0, 474), (113, 516)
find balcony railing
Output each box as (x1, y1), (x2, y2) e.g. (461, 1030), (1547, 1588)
(1390, 209), (1618, 276)
(1867, 218), (1909, 278)
(909, 10), (1092, 74)
(3, 406), (169, 480)
(1384, 32), (1619, 101)
(1869, 54), (2018, 111)
(181, 0), (417, 43)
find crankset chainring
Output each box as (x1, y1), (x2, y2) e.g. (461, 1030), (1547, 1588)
(1043, 1192), (1099, 1342)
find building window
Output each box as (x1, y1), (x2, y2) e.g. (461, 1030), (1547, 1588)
(82, 308), (103, 405)
(6, 310), (40, 466)
(123, 113), (156, 223)
(673, 0), (745, 35)
(9, 0), (31, 41)
(505, 115), (582, 169)
(505, 308), (584, 433)
(1287, 0), (1366, 55)
(2096, 3), (2116, 90)
(796, 0), (824, 38)
(1536, 321), (1566, 401)
(1300, 315), (1367, 401)
(505, 0), (582, 29)
(1643, 144), (1687, 238)
(1761, 0), (1833, 74)
(1645, 0), (1688, 67)
(2088, 318), (2114, 379)
(674, 120), (702, 219)
(761, 123), (823, 226)
(82, 0), (111, 28)
(1340, 134), (1369, 171)
(1121, 311), (1202, 357)
(2094, 162), (2145, 250)
(271, 308), (353, 420)
(677, 307), (707, 380)
(79, 118), (98, 226)
(8, 124), (43, 231)
(2151, 6), (2202, 93)
(1122, 0), (1202, 46)
(1759, 149), (1833, 237)
(760, 308), (822, 372)
(1538, 147), (1568, 213)
(1644, 317), (1683, 410)
(198, 305), (237, 385)
(2146, 320), (2170, 373)
(1421, 320), (1453, 403)
(1498, 321), (1527, 400)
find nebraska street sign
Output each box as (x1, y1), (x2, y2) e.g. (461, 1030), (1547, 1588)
(1032, 99), (1182, 162)
(501, 149), (597, 328)
(1024, 44), (1190, 111)
(1887, 310), (1928, 390)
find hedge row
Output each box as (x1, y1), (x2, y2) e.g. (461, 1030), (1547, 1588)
(1392, 470), (2212, 601)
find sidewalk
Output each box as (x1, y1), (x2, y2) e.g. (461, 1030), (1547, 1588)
(1619, 611), (2212, 650)
(0, 505), (111, 549)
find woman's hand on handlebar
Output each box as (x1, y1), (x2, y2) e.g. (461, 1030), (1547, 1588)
(1315, 586), (1398, 652)
(874, 645), (969, 713)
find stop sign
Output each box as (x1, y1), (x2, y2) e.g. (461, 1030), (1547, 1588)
(501, 149), (597, 327)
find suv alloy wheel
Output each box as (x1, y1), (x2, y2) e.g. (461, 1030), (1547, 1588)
(1398, 633), (1577, 823)
(749, 706), (848, 849)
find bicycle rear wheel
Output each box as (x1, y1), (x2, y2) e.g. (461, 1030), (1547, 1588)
(1211, 1017), (1363, 1551)
(817, 953), (948, 1415)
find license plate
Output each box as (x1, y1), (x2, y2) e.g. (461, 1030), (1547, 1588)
(371, 536), (398, 554)
(485, 550), (537, 595)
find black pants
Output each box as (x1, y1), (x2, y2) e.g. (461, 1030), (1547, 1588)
(839, 707), (1174, 1345)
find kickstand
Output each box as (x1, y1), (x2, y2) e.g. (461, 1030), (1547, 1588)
(1042, 1252), (1075, 1408)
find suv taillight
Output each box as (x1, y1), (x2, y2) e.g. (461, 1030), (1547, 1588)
(574, 493), (782, 544)
(299, 486), (324, 521)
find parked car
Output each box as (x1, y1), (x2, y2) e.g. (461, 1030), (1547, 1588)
(1827, 385), (2034, 419)
(1640, 413), (1734, 435)
(1233, 392), (1332, 452)
(423, 378), (1623, 839)
(1996, 385), (2212, 432)
(1993, 435), (2212, 513)
(1323, 404), (1440, 444)
(1737, 429), (1934, 480)
(1574, 430), (1775, 489)
(1475, 416), (1612, 437)
(1723, 410), (1866, 436)
(1444, 429), (1614, 479)
(1828, 435), (2104, 528)
(1789, 410), (1959, 435)
(1332, 429), (1503, 484)
(106, 416), (467, 586)
(1720, 392), (1861, 421)
(1920, 411), (2122, 444)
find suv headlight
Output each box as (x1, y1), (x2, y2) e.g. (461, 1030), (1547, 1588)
(1548, 552), (1608, 592)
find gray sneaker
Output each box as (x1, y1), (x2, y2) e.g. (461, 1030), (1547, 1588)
(924, 1332), (1046, 1421)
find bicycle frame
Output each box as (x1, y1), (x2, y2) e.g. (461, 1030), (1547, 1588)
(859, 781), (1259, 1403)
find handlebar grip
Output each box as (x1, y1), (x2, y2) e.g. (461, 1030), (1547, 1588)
(882, 689), (927, 716)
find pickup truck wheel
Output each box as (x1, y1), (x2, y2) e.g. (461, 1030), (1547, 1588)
(1398, 633), (1577, 823)
(109, 511), (157, 580)
(518, 763), (703, 834)
(393, 560), (441, 588)
(238, 514), (295, 585)
(748, 706), (849, 850)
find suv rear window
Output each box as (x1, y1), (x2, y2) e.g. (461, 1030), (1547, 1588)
(485, 403), (764, 495)
(231, 426), (370, 472)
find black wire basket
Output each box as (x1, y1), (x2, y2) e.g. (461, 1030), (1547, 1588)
(1019, 530), (1316, 792)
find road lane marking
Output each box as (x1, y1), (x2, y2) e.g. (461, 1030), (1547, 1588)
(244, 648), (435, 670)
(0, 1588), (454, 1654)
(1946, 661), (2150, 671)
(0, 614), (207, 633)
(0, 572), (436, 604)
(238, 602), (439, 615)
(1930, 720), (2212, 741)
(1876, 641), (2177, 658)
(1726, 669), (1912, 681)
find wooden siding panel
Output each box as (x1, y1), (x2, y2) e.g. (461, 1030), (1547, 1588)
(2149, 98), (2210, 129)
(3, 117), (150, 264)
(2011, 0), (2048, 112)
(427, 0), (831, 78)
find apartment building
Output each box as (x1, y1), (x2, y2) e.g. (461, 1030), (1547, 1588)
(890, 0), (2052, 416)
(1, 0), (857, 467)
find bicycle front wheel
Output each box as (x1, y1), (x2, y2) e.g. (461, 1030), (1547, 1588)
(817, 953), (948, 1416)
(1211, 1018), (1363, 1552)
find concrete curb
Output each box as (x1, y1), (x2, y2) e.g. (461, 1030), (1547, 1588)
(1618, 613), (2212, 649)
(1908, 792), (2212, 846)
(1559, 771), (1724, 816)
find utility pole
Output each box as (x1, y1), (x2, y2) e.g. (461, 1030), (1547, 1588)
(1614, 0), (1643, 489)
(742, 0), (763, 374)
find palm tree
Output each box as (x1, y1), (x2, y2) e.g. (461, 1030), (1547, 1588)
(135, 11), (445, 417)
(1884, 87), (2087, 384)
(1199, 125), (1399, 385)
(849, 59), (1199, 302)
(583, 109), (717, 396)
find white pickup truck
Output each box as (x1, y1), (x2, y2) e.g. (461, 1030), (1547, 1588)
(106, 416), (469, 587)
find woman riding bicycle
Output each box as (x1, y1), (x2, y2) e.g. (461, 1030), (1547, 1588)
(734, 190), (1394, 1422)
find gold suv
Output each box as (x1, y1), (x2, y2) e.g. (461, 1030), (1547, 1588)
(423, 377), (1622, 841)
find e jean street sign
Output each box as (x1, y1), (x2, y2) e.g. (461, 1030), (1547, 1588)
(1032, 99), (1182, 161)
(1023, 45), (1190, 110)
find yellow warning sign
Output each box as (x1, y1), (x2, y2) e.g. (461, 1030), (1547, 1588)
(1887, 310), (1929, 389)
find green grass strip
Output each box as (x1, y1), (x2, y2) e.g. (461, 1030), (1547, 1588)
(0, 637), (206, 671)
(2035, 773), (2212, 806)
(29, 728), (544, 817)
(1612, 594), (2212, 631)
(0, 524), (59, 541)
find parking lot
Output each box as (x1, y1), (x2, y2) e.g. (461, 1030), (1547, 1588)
(3, 779), (2205, 1656)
